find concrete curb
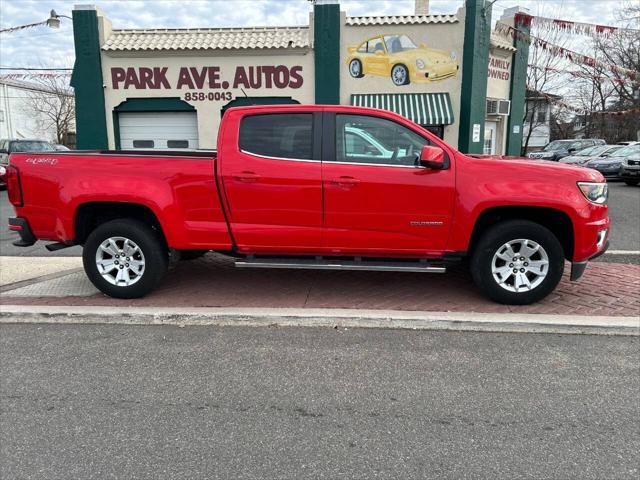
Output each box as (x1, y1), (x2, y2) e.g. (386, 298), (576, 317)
(0, 305), (638, 336)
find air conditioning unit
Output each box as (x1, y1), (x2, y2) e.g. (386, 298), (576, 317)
(486, 99), (511, 116)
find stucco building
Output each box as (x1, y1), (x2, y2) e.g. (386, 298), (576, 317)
(70, 0), (529, 155)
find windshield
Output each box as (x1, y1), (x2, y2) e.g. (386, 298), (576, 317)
(384, 35), (418, 54)
(607, 144), (640, 157)
(543, 140), (582, 152)
(575, 145), (603, 156)
(10, 141), (55, 152)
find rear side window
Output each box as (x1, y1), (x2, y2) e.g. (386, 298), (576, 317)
(239, 114), (313, 160)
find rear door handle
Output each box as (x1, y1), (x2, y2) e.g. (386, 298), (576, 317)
(232, 171), (261, 182)
(329, 176), (360, 186)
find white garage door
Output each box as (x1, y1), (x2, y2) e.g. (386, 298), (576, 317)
(119, 111), (199, 150)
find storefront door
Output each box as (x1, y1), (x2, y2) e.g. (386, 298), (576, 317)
(483, 121), (497, 155)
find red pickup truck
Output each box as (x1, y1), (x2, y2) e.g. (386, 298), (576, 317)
(2, 105), (610, 304)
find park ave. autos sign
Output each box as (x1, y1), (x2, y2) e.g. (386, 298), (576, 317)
(111, 65), (304, 101)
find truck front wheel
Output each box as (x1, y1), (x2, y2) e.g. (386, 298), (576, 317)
(470, 220), (564, 304)
(83, 219), (168, 299)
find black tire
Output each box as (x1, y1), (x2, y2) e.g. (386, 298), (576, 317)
(179, 250), (208, 261)
(470, 220), (564, 305)
(391, 64), (410, 86)
(83, 219), (168, 299)
(624, 180), (639, 186)
(348, 59), (364, 78)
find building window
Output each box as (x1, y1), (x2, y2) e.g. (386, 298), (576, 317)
(239, 113), (313, 160)
(167, 140), (189, 149)
(422, 125), (444, 139)
(536, 106), (547, 123)
(132, 140), (155, 148)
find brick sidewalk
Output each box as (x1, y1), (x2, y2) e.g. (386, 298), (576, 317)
(1, 254), (638, 317)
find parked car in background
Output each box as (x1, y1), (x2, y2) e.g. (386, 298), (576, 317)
(560, 144), (622, 166)
(53, 144), (71, 151)
(0, 139), (56, 166)
(586, 144), (640, 180)
(616, 141), (639, 146)
(528, 139), (605, 161)
(619, 152), (640, 186)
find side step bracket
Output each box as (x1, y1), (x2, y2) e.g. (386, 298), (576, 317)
(235, 256), (446, 273)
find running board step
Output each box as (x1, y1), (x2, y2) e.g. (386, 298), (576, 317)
(235, 257), (446, 273)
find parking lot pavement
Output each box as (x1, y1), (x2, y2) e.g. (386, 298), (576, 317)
(1, 254), (638, 318)
(1, 324), (638, 479)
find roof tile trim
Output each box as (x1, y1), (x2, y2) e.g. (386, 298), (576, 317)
(345, 14), (458, 26)
(102, 26), (310, 52)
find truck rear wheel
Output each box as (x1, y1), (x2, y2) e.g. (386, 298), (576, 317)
(83, 219), (168, 299)
(470, 220), (564, 305)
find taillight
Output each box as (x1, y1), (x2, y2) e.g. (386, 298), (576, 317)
(6, 165), (24, 206)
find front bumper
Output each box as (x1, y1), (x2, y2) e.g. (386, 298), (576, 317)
(619, 165), (640, 180)
(8, 216), (37, 247)
(570, 235), (609, 282)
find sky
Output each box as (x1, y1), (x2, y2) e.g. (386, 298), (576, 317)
(0, 0), (634, 71)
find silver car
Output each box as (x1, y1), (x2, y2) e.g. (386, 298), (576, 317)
(560, 144), (622, 166)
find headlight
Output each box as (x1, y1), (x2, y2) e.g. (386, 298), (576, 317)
(450, 51), (457, 60)
(578, 182), (608, 204)
(416, 59), (425, 69)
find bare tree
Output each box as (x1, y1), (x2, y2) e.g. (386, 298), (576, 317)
(522, 20), (572, 153)
(24, 75), (75, 145)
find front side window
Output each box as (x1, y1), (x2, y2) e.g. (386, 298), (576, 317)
(239, 113), (313, 160)
(336, 114), (429, 166)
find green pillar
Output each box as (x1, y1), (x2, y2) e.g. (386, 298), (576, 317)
(70, 6), (108, 149)
(458, 0), (492, 154)
(314, 0), (341, 104)
(506, 14), (531, 156)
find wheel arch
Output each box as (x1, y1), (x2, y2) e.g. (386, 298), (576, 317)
(468, 206), (574, 260)
(74, 201), (168, 247)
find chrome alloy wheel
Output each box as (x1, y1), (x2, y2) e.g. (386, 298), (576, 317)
(95, 236), (146, 287)
(349, 59), (361, 77)
(491, 239), (549, 293)
(391, 65), (407, 85)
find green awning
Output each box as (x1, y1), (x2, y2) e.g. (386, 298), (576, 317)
(350, 93), (454, 126)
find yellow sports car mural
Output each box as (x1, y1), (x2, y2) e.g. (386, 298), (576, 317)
(346, 34), (459, 86)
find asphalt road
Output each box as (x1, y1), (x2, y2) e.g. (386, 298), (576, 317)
(1, 324), (638, 479)
(1, 183), (638, 259)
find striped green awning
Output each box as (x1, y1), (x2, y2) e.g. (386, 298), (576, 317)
(350, 93), (454, 126)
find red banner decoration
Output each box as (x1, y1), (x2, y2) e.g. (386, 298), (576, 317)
(527, 64), (640, 86)
(520, 14), (637, 40)
(496, 21), (639, 81)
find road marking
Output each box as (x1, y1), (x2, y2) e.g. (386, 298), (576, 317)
(605, 250), (640, 255)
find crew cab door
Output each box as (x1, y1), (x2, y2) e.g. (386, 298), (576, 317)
(321, 112), (455, 256)
(219, 110), (323, 252)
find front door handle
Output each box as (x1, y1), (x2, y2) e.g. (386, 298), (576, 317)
(232, 171), (261, 182)
(329, 176), (360, 186)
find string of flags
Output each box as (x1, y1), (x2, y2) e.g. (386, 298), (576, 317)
(527, 64), (640, 86)
(517, 14), (638, 40)
(0, 20), (49, 34)
(0, 73), (72, 80)
(495, 19), (639, 81)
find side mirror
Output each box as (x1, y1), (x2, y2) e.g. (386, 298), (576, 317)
(0, 149), (7, 154)
(568, 148), (576, 153)
(419, 145), (446, 169)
